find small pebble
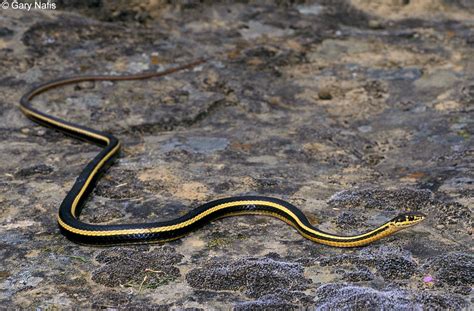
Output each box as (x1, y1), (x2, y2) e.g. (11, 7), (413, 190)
(318, 89), (332, 100)
(368, 20), (383, 29)
(75, 81), (95, 90)
(150, 52), (160, 65)
(358, 125), (373, 133)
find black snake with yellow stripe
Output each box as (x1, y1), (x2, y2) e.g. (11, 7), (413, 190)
(19, 59), (425, 247)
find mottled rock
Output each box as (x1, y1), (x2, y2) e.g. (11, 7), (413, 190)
(15, 164), (54, 177)
(341, 266), (374, 282)
(92, 247), (183, 288)
(321, 246), (418, 280)
(161, 136), (229, 154)
(0, 27), (14, 37)
(423, 252), (474, 290)
(415, 292), (468, 310)
(315, 284), (468, 310)
(460, 84), (474, 104)
(314, 284), (418, 310)
(335, 211), (367, 229)
(328, 188), (433, 211)
(234, 297), (297, 311)
(186, 257), (310, 298)
(375, 255), (417, 280)
(414, 70), (461, 91)
(90, 290), (169, 310)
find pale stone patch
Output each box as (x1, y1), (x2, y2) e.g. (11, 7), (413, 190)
(1, 220), (38, 231)
(434, 101), (462, 111)
(351, 0), (473, 21)
(175, 182), (209, 201)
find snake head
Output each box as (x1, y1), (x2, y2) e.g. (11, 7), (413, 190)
(391, 211), (426, 229)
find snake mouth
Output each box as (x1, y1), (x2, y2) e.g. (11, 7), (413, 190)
(404, 211), (426, 221)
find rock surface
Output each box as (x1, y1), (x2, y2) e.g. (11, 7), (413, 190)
(0, 0), (472, 309)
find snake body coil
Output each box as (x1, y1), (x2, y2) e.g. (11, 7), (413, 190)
(19, 59), (425, 247)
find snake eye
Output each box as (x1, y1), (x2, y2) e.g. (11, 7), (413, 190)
(392, 212), (425, 227)
(393, 215), (407, 223)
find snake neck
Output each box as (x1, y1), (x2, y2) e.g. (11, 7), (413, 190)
(302, 222), (397, 248)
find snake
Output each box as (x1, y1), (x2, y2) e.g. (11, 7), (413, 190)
(19, 59), (425, 247)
